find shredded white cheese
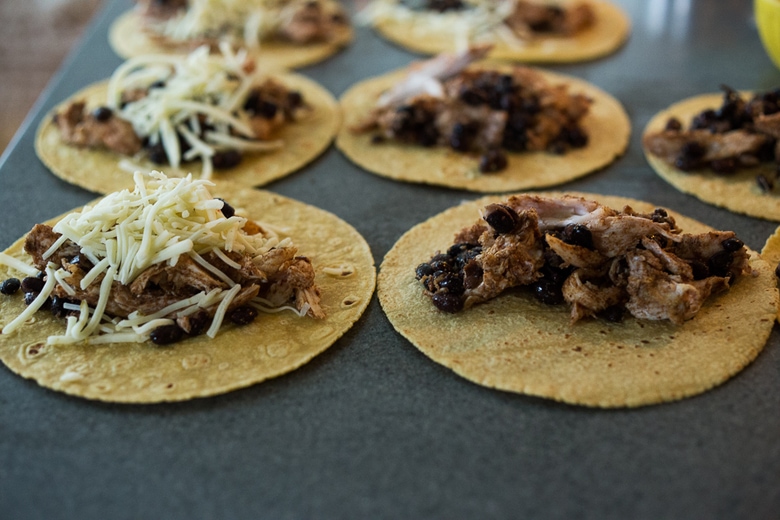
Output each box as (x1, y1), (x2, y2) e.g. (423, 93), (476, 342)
(107, 44), (283, 179)
(2, 171), (308, 345)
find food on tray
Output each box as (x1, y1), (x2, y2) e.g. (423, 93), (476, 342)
(643, 86), (780, 221)
(378, 192), (778, 407)
(760, 225), (780, 320)
(36, 45), (340, 194)
(359, 0), (629, 63)
(0, 172), (376, 402)
(337, 46), (629, 192)
(109, 0), (352, 69)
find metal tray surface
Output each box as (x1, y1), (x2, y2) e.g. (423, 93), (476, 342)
(0, 1), (778, 518)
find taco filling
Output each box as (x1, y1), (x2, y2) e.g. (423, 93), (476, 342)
(361, 0), (594, 47)
(135, 0), (349, 49)
(643, 85), (780, 194)
(353, 46), (592, 173)
(0, 171), (323, 346)
(51, 45), (308, 179)
(415, 194), (752, 324)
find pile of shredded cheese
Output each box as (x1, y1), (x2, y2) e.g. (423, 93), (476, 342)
(1, 171), (306, 345)
(107, 44), (282, 179)
(358, 0), (526, 49)
(147, 0), (328, 48)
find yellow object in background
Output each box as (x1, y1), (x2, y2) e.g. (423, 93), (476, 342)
(757, 0), (780, 69)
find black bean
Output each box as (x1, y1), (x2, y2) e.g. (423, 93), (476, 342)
(722, 237), (744, 252)
(690, 260), (709, 280)
(708, 250), (733, 277)
(710, 157), (737, 174)
(432, 292), (463, 313)
(599, 305), (624, 323)
(257, 101), (278, 119)
(415, 263), (434, 280)
(187, 311), (210, 336)
(429, 259), (452, 273)
(562, 224), (593, 249)
(23, 292), (39, 306)
(459, 89), (484, 106)
(680, 141), (706, 160)
(149, 324), (184, 345)
(228, 306), (258, 325)
(665, 117), (683, 131)
(483, 204), (519, 234)
(149, 80), (166, 89)
(479, 150), (508, 173)
(757, 174), (774, 193)
(36, 270), (46, 280)
(92, 106), (113, 122)
(287, 91), (303, 109)
(147, 143), (168, 164)
(371, 135), (385, 144)
(212, 150), (242, 169)
(532, 279), (564, 305)
(69, 254), (93, 272)
(438, 274), (464, 295)
(50, 297), (75, 319)
(447, 243), (470, 257)
(21, 277), (44, 294)
(216, 198), (235, 218)
(0, 278), (21, 295)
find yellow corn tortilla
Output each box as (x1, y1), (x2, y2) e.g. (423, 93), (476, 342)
(35, 73), (340, 195)
(760, 226), (780, 320)
(370, 0), (630, 63)
(378, 192), (778, 407)
(0, 182), (376, 403)
(109, 9), (353, 69)
(337, 65), (630, 192)
(643, 92), (780, 222)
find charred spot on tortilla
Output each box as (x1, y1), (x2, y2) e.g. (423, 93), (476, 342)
(360, 0), (629, 64)
(415, 194), (751, 325)
(110, 0), (353, 68)
(377, 192), (778, 407)
(642, 87), (780, 221)
(337, 47), (629, 192)
(0, 173), (376, 402)
(35, 46), (340, 194)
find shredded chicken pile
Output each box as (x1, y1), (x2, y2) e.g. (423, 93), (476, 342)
(356, 46), (591, 173)
(416, 195), (752, 325)
(643, 85), (780, 193)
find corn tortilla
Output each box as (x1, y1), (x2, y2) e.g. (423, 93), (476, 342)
(760, 226), (780, 321)
(370, 0), (630, 63)
(109, 9), (353, 69)
(337, 66), (630, 192)
(0, 183), (376, 403)
(378, 192), (778, 407)
(35, 73), (340, 195)
(643, 92), (780, 222)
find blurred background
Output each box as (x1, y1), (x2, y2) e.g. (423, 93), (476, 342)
(0, 0), (102, 154)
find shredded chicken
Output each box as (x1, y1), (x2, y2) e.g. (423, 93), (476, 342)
(416, 195), (752, 324)
(23, 223), (323, 323)
(53, 101), (142, 156)
(504, 1), (595, 39)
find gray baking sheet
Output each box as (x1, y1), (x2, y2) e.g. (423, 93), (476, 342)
(0, 1), (778, 518)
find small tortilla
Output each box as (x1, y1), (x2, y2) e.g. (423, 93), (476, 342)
(0, 182), (376, 403)
(370, 0), (630, 63)
(643, 92), (780, 222)
(760, 226), (780, 320)
(109, 9), (353, 69)
(378, 192), (778, 407)
(337, 65), (630, 192)
(35, 73), (340, 195)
